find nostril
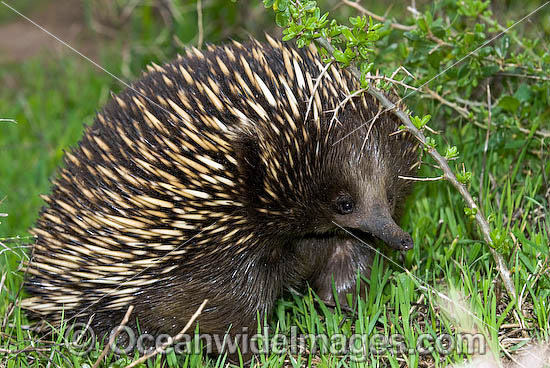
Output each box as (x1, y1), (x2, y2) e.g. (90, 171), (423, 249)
(401, 236), (414, 250)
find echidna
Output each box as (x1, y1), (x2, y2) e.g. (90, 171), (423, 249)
(23, 36), (419, 354)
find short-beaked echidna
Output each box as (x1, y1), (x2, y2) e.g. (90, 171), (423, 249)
(23, 36), (419, 351)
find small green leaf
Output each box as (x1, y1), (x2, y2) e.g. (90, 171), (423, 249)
(341, 28), (355, 42)
(498, 96), (520, 112)
(359, 62), (374, 74)
(490, 229), (504, 248)
(464, 206), (478, 219)
(481, 65), (499, 77)
(303, 1), (315, 11)
(425, 137), (437, 148)
(371, 22), (383, 31)
(344, 47), (355, 59)
(403, 30), (421, 41)
(496, 35), (510, 58)
(412, 116), (423, 129)
(417, 18), (428, 32)
(514, 84), (532, 103)
(360, 73), (368, 88)
(444, 146), (459, 159)
(456, 170), (472, 184)
(420, 114), (431, 127)
(282, 32), (296, 41)
(424, 11), (433, 27)
(275, 0), (288, 12)
(358, 46), (371, 59)
(431, 25), (446, 38)
(412, 114), (430, 129)
(275, 11), (289, 27)
(332, 49), (348, 64)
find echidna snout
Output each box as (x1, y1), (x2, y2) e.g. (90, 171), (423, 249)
(359, 204), (414, 251)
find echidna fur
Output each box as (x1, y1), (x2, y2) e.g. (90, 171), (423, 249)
(22, 36), (419, 354)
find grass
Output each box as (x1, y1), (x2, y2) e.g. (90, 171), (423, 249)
(0, 1), (549, 367)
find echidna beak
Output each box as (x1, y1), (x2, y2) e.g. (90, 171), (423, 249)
(359, 208), (414, 251)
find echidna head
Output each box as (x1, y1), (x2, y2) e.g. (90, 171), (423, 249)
(239, 102), (418, 251)
(323, 157), (415, 251)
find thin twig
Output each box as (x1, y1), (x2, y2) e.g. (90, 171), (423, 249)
(454, 96), (485, 107)
(425, 88), (469, 118)
(360, 106), (383, 155)
(0, 346), (54, 354)
(92, 305), (134, 368)
(123, 300), (208, 368)
(390, 65), (416, 80)
(480, 85), (492, 208)
(329, 88), (366, 127)
(518, 126), (550, 138)
(398, 175), (444, 181)
(315, 37), (517, 300)
(196, 0), (203, 49)
(364, 74), (420, 93)
(497, 72), (550, 81)
(304, 61), (333, 123)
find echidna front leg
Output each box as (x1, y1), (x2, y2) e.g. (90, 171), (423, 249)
(308, 238), (374, 308)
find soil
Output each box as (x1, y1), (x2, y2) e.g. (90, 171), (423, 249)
(0, 0), (101, 64)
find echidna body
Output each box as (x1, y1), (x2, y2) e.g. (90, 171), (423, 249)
(23, 37), (418, 350)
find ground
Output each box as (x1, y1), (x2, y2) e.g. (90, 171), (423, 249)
(0, 1), (101, 64)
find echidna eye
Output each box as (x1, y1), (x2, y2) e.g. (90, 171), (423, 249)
(335, 196), (354, 215)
